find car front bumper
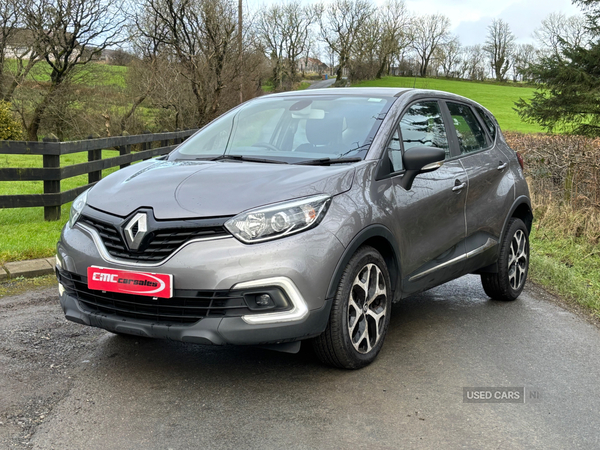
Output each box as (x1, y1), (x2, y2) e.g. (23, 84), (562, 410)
(56, 220), (344, 345)
(58, 285), (332, 346)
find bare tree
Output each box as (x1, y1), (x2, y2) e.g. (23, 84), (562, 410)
(460, 45), (486, 81)
(0, 0), (45, 103)
(119, 58), (159, 134)
(483, 19), (515, 82)
(350, 12), (381, 80)
(411, 13), (451, 77)
(533, 12), (591, 59)
(256, 2), (314, 89)
(375, 0), (411, 79)
(348, 0), (411, 81)
(318, 0), (373, 82)
(256, 5), (286, 88)
(282, 3), (315, 85)
(0, 0), (20, 100)
(147, 57), (196, 131)
(435, 35), (461, 78)
(23, 0), (127, 140)
(512, 43), (537, 82)
(135, 0), (241, 125)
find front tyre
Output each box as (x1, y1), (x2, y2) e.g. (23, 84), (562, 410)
(313, 246), (392, 369)
(481, 218), (529, 301)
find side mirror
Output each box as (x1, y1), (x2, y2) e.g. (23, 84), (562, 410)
(399, 146), (446, 190)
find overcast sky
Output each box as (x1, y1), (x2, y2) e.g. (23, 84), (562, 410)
(248, 0), (583, 46)
(410, 0), (583, 45)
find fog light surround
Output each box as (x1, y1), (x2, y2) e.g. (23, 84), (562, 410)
(234, 277), (309, 324)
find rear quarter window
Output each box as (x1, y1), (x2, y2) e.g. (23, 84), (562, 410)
(475, 106), (497, 141)
(447, 102), (488, 154)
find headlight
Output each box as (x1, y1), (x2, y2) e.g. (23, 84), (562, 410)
(68, 189), (89, 228)
(225, 194), (331, 243)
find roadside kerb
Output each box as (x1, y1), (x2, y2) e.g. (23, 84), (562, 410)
(2, 257), (56, 280)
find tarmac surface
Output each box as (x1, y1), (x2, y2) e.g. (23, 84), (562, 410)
(1, 275), (599, 449)
(306, 78), (337, 89)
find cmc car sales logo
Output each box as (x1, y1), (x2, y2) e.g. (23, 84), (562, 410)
(87, 266), (173, 298)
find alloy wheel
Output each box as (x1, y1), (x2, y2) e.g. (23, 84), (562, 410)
(347, 263), (388, 354)
(508, 229), (528, 290)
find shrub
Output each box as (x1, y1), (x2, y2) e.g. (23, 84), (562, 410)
(504, 132), (600, 211)
(505, 131), (600, 245)
(0, 101), (23, 140)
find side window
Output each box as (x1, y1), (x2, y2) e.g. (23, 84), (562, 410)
(399, 101), (450, 159)
(447, 102), (488, 154)
(475, 106), (497, 141)
(386, 127), (403, 172)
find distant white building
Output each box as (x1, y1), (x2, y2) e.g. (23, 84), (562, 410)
(3, 28), (80, 61)
(299, 57), (328, 74)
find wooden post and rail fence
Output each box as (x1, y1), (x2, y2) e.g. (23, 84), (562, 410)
(0, 130), (197, 221)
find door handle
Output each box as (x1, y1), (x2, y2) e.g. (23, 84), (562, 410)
(452, 181), (466, 192)
(497, 161), (508, 170)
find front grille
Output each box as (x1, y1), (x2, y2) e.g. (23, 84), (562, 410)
(80, 215), (229, 262)
(58, 270), (251, 325)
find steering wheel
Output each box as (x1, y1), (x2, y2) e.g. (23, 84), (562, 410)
(252, 142), (279, 152)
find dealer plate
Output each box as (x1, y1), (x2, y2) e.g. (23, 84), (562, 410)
(87, 266), (173, 299)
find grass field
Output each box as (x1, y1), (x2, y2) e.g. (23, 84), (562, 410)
(6, 60), (128, 88)
(0, 150), (124, 264)
(353, 76), (542, 134)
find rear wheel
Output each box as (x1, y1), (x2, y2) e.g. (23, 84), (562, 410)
(481, 218), (529, 301)
(313, 246), (392, 369)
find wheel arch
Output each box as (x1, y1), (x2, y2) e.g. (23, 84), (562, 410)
(503, 196), (533, 239)
(326, 225), (401, 300)
(477, 196), (533, 275)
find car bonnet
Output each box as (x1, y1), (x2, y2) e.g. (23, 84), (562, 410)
(85, 159), (356, 219)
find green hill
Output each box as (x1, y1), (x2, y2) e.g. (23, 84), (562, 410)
(353, 77), (542, 134)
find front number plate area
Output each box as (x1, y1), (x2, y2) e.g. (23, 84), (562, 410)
(87, 266), (173, 299)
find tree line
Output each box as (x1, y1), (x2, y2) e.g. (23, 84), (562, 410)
(0, 0), (595, 141)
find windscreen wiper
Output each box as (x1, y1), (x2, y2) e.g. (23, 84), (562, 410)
(209, 154), (288, 164)
(295, 157), (362, 166)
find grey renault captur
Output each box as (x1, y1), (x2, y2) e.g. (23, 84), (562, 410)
(56, 87), (532, 369)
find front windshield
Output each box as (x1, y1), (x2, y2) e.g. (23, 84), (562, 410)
(170, 94), (396, 163)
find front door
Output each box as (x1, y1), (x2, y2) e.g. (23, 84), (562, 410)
(386, 100), (468, 295)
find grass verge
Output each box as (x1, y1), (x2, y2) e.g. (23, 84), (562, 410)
(0, 275), (57, 298)
(528, 226), (600, 319)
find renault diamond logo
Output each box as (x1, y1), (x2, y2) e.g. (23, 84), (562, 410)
(124, 213), (148, 250)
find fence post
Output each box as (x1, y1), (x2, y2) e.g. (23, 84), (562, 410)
(119, 131), (131, 169)
(87, 133), (102, 184)
(142, 130), (151, 160)
(43, 134), (61, 221)
(142, 130), (151, 152)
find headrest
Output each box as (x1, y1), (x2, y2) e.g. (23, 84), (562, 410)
(305, 117), (342, 146)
